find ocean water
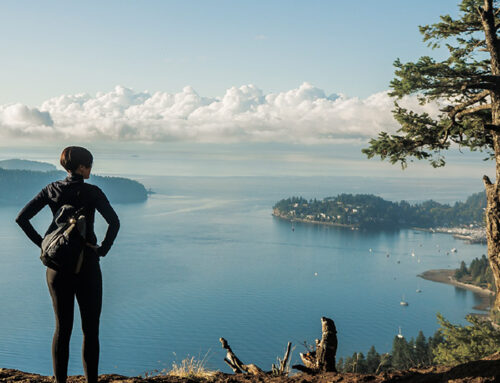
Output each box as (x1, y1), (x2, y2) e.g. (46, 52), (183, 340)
(0, 175), (490, 376)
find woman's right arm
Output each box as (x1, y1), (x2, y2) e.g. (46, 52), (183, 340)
(94, 187), (120, 257)
(15, 188), (49, 248)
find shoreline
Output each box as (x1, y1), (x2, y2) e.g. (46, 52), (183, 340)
(272, 212), (356, 229)
(273, 212), (486, 241)
(418, 269), (495, 311)
(413, 227), (486, 244)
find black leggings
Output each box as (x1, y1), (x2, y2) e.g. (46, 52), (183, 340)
(46, 255), (102, 383)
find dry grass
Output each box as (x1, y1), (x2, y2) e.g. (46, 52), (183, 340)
(163, 352), (217, 379)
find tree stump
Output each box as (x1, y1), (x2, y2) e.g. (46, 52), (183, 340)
(292, 317), (338, 373)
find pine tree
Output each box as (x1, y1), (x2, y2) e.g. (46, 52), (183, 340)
(470, 258), (482, 280)
(336, 357), (344, 373)
(433, 313), (500, 364)
(366, 345), (381, 373)
(428, 330), (445, 363)
(455, 260), (469, 279)
(414, 331), (430, 366)
(391, 336), (415, 370)
(343, 355), (354, 373)
(356, 352), (368, 373)
(362, 0), (500, 313)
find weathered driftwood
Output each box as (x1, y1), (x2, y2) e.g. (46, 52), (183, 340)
(271, 342), (292, 376)
(219, 338), (292, 376)
(220, 317), (336, 376)
(292, 317), (338, 373)
(219, 337), (264, 375)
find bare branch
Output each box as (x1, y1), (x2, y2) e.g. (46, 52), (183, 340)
(483, 174), (493, 185)
(445, 90), (490, 116)
(438, 90), (490, 144)
(440, 126), (450, 145)
(456, 103), (492, 119)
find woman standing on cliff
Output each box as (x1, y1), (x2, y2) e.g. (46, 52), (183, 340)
(15, 146), (120, 383)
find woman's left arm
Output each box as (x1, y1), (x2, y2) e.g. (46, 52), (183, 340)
(15, 188), (49, 248)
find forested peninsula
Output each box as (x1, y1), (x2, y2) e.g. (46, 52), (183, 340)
(0, 161), (148, 204)
(273, 193), (486, 230)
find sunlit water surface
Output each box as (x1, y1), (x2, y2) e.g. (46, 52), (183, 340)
(0, 175), (489, 376)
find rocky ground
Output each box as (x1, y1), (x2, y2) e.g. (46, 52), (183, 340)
(1, 352), (499, 383)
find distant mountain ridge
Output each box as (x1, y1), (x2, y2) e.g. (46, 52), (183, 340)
(0, 160), (148, 205)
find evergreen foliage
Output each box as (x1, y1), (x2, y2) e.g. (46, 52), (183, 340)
(454, 255), (496, 290)
(391, 337), (415, 370)
(358, 0), (500, 313)
(433, 313), (500, 365)
(366, 345), (381, 373)
(414, 331), (432, 366)
(362, 0), (497, 167)
(337, 313), (499, 373)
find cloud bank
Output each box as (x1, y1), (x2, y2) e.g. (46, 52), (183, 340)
(0, 83), (440, 144)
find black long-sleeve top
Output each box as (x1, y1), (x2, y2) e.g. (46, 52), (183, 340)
(15, 173), (120, 257)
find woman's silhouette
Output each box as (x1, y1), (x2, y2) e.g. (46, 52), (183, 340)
(16, 146), (120, 383)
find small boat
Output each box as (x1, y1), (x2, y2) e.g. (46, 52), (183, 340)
(451, 248), (457, 253)
(411, 250), (415, 257)
(416, 289), (422, 293)
(397, 326), (404, 339)
(400, 295), (409, 306)
(369, 248), (373, 253)
(386, 253), (390, 258)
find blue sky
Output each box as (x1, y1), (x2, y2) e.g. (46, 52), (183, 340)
(0, 0), (458, 105)
(1, 0), (493, 179)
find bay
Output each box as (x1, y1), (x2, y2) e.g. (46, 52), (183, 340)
(0, 175), (489, 376)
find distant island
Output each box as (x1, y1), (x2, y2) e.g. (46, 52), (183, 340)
(0, 159), (57, 172)
(273, 193), (486, 232)
(0, 159), (148, 205)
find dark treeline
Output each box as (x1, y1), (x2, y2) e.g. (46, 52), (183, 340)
(336, 330), (442, 374)
(0, 168), (148, 205)
(455, 255), (496, 292)
(336, 314), (500, 373)
(273, 192), (486, 229)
